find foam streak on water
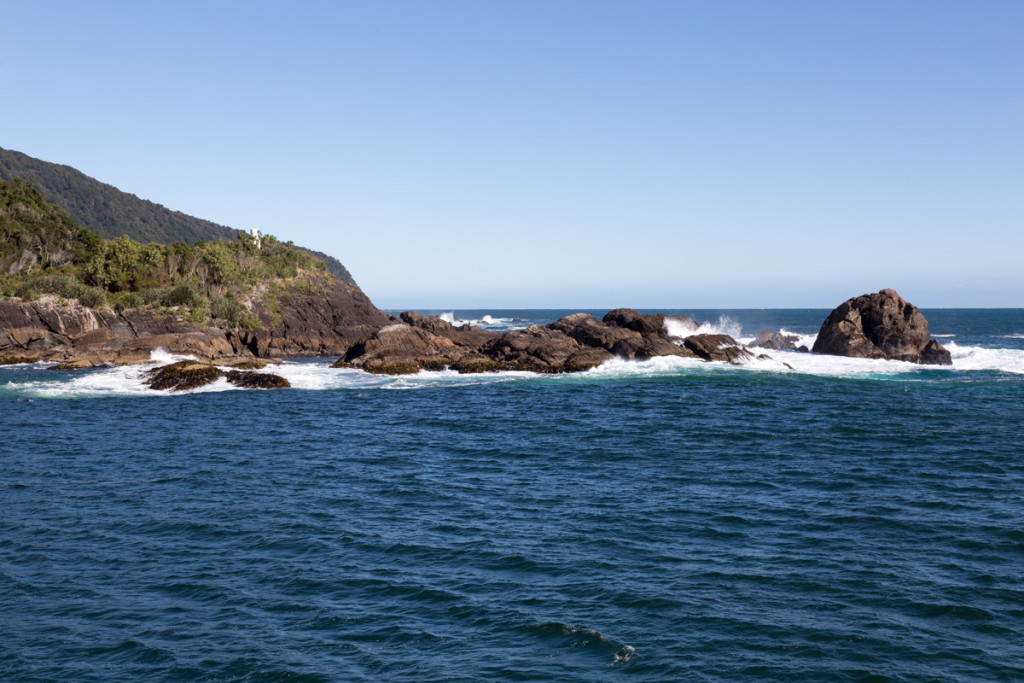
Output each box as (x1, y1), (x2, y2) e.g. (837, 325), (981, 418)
(5, 340), (1024, 400)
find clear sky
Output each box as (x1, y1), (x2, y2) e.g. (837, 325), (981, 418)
(3, 1), (1021, 308)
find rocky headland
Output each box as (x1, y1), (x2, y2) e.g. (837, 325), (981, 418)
(0, 274), (389, 367)
(0, 158), (955, 389)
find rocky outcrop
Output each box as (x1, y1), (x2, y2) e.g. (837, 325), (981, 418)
(600, 309), (700, 360)
(223, 369), (290, 389)
(682, 334), (754, 363)
(336, 323), (471, 374)
(144, 362), (222, 391)
(0, 296), (235, 365)
(337, 308), (754, 374)
(0, 274), (390, 365)
(143, 361), (290, 391)
(480, 324), (614, 372)
(812, 289), (952, 365)
(750, 330), (806, 352)
(228, 275), (390, 358)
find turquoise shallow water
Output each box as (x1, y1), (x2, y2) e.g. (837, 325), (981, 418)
(2, 309), (1023, 681)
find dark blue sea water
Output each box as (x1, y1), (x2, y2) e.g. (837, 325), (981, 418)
(3, 309), (1023, 681)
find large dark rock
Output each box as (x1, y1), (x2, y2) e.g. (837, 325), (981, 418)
(602, 308), (701, 341)
(812, 289), (951, 365)
(483, 324), (612, 372)
(602, 309), (662, 337)
(339, 323), (471, 374)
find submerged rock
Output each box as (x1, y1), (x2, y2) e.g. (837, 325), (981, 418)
(144, 362), (222, 391)
(812, 289), (952, 365)
(224, 370), (291, 389)
(48, 360), (98, 371)
(143, 361), (290, 391)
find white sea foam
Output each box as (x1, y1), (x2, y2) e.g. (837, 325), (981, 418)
(582, 354), (710, 379)
(747, 349), (927, 378)
(438, 311), (519, 329)
(734, 327), (818, 349)
(612, 644), (637, 664)
(380, 367), (537, 389)
(14, 364), (152, 398)
(7, 339), (1024, 399)
(581, 349), (920, 379)
(664, 314), (743, 340)
(149, 347), (197, 364)
(945, 341), (1024, 374)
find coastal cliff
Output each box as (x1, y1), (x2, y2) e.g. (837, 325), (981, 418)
(0, 275), (388, 365)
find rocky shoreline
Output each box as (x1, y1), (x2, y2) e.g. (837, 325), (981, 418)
(332, 309), (760, 375)
(1, 289), (952, 390)
(0, 274), (389, 366)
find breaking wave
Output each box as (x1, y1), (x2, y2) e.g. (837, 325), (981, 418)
(439, 311), (522, 330)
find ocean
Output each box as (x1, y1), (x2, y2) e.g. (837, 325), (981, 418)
(2, 308), (1023, 682)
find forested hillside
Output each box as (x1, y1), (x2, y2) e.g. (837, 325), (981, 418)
(0, 146), (354, 284)
(1, 179), (330, 328)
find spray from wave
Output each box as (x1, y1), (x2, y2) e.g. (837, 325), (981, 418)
(664, 314), (743, 340)
(944, 341), (1024, 374)
(438, 311), (521, 329)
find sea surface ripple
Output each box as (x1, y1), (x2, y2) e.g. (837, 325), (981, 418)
(2, 309), (1023, 681)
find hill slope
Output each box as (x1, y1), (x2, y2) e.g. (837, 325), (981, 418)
(0, 146), (354, 284)
(1, 178), (100, 276)
(0, 179), (390, 364)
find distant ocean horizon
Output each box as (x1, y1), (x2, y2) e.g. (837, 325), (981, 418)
(3, 307), (1022, 681)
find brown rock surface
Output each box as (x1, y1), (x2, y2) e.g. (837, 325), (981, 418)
(233, 275), (390, 358)
(812, 289), (951, 365)
(750, 330), (803, 351)
(683, 334), (754, 364)
(550, 313), (644, 351)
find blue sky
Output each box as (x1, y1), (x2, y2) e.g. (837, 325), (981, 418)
(3, 1), (1021, 307)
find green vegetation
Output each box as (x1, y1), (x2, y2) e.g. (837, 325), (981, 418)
(0, 146), (357, 284)
(1, 178), (328, 330)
